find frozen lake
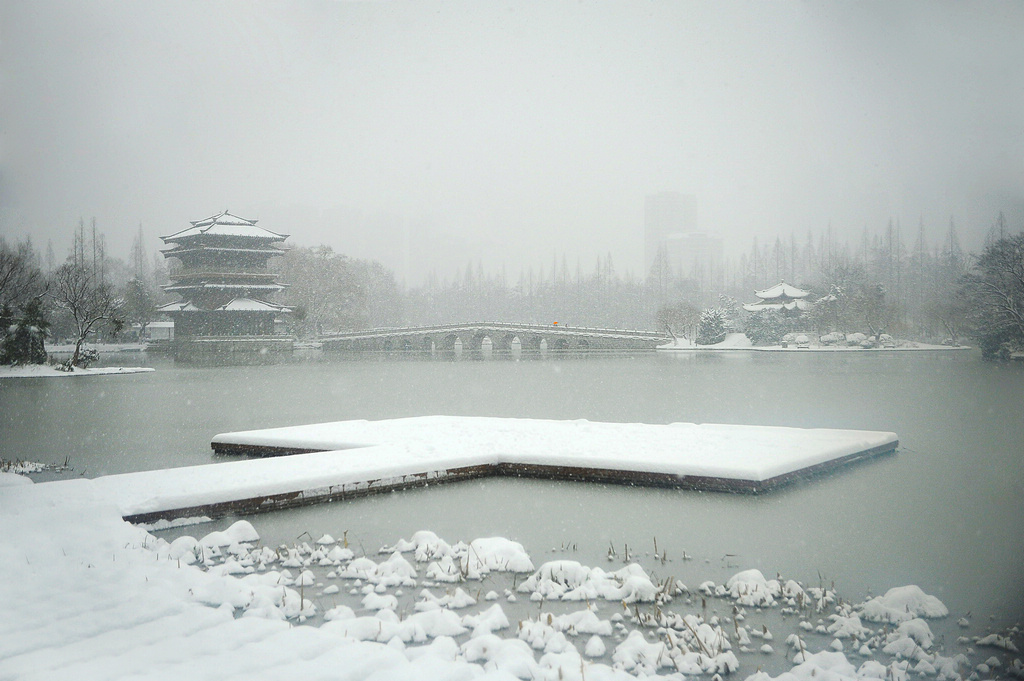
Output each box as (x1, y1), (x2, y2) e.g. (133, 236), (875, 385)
(2, 350), (1022, 628)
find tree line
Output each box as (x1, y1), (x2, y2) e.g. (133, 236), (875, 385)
(2, 212), (1022, 364)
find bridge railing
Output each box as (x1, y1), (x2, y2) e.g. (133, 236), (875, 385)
(320, 322), (667, 340)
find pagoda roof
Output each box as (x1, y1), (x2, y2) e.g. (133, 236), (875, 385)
(161, 244), (288, 257)
(753, 281), (810, 301)
(160, 211), (289, 243)
(163, 283), (286, 292)
(156, 297), (292, 314)
(218, 297), (292, 312)
(156, 300), (201, 313)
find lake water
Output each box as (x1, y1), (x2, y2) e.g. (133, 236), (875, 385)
(2, 349), (1023, 630)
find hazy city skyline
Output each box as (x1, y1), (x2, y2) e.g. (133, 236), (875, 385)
(2, 1), (1022, 284)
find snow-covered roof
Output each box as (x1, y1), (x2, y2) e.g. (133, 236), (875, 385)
(742, 299), (813, 313)
(163, 283), (286, 292)
(156, 300), (201, 313)
(160, 211), (289, 243)
(156, 297), (290, 313)
(752, 282), (810, 301)
(217, 297), (292, 312)
(161, 245), (288, 257)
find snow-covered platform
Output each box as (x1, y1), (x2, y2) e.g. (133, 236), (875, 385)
(30, 417), (895, 523)
(78, 416), (901, 524)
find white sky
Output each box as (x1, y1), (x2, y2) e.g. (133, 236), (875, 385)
(1, 1), (1022, 283)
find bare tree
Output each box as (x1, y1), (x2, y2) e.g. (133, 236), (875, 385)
(0, 238), (44, 309)
(656, 300), (701, 342)
(51, 262), (124, 368)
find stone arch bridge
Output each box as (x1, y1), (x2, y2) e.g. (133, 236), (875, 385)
(320, 322), (668, 357)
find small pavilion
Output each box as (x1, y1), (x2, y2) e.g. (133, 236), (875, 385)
(742, 282), (813, 313)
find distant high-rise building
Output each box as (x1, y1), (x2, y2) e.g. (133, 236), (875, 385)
(644, 193), (722, 285)
(644, 192), (697, 275)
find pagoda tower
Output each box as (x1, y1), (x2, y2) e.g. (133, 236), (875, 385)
(158, 211), (292, 349)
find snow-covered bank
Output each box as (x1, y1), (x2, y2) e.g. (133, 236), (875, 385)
(46, 342), (148, 354)
(0, 364), (154, 378)
(1, 479), (1020, 681)
(659, 333), (970, 352)
(57, 417), (897, 519)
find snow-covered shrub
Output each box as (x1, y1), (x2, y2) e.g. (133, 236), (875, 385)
(819, 332), (844, 345)
(697, 307), (728, 345)
(846, 332), (868, 346)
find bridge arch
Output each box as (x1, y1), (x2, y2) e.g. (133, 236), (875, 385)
(465, 332), (488, 354)
(479, 335), (493, 359)
(491, 333), (516, 353)
(436, 333), (462, 359)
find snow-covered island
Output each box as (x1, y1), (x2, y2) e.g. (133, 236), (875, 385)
(658, 333), (969, 352)
(0, 364), (154, 378)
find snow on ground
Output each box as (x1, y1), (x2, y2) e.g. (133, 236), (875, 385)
(3, 478), (1020, 681)
(0, 471), (33, 487)
(658, 333), (967, 352)
(0, 364), (154, 378)
(45, 342), (148, 353)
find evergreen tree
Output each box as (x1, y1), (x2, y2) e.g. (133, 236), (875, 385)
(0, 297), (49, 365)
(745, 309), (788, 346)
(696, 307), (727, 345)
(122, 278), (156, 340)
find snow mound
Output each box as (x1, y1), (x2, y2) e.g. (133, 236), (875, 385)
(858, 586), (948, 622)
(726, 568), (781, 607)
(518, 560), (658, 603)
(0, 471), (33, 487)
(467, 536), (535, 573)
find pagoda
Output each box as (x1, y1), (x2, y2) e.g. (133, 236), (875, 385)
(742, 281), (813, 313)
(158, 211), (292, 353)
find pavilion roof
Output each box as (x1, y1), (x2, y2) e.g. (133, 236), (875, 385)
(752, 281), (811, 301)
(742, 299), (813, 313)
(160, 211), (289, 243)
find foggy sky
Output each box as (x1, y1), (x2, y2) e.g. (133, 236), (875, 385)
(2, 1), (1022, 284)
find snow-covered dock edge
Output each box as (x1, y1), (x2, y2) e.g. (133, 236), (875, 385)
(109, 425), (900, 525)
(123, 443), (893, 523)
